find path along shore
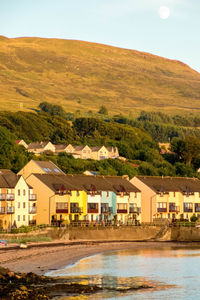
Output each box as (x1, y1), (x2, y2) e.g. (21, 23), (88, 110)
(1, 240), (200, 275)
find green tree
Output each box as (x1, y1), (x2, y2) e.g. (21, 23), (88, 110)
(98, 105), (108, 115)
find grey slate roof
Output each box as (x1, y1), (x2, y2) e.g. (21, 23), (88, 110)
(135, 176), (200, 193)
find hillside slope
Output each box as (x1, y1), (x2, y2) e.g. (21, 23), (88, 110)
(0, 36), (200, 115)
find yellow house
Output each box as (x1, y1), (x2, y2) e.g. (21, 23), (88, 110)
(131, 176), (200, 222)
(26, 174), (87, 225)
(18, 160), (65, 179)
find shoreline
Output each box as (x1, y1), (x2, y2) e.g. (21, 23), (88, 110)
(1, 240), (200, 275)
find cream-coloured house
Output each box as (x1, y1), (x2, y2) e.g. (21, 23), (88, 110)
(73, 145), (92, 159)
(27, 141), (55, 154)
(0, 170), (36, 230)
(54, 144), (75, 154)
(18, 160), (65, 179)
(107, 147), (119, 158)
(131, 176), (200, 222)
(90, 146), (109, 160)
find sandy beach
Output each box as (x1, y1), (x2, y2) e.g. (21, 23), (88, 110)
(1, 240), (200, 275)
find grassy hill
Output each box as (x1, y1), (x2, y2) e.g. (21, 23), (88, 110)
(0, 36), (200, 116)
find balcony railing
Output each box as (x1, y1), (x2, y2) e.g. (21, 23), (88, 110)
(129, 207), (141, 214)
(29, 194), (37, 201)
(0, 194), (6, 200)
(101, 207), (113, 213)
(29, 207), (37, 214)
(157, 208), (167, 212)
(6, 193), (14, 201)
(0, 207), (5, 214)
(7, 207), (15, 214)
(184, 208), (193, 213)
(117, 209), (127, 214)
(88, 209), (99, 213)
(195, 205), (200, 212)
(56, 209), (68, 213)
(70, 207), (83, 214)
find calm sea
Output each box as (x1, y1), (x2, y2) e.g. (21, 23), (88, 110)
(47, 246), (200, 299)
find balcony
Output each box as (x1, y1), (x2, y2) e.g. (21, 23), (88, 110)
(0, 207), (5, 214)
(29, 194), (37, 201)
(117, 209), (127, 214)
(56, 209), (68, 214)
(0, 194), (6, 200)
(195, 204), (200, 212)
(169, 206), (180, 213)
(29, 207), (37, 214)
(88, 209), (98, 213)
(71, 207), (83, 214)
(101, 207), (112, 213)
(184, 208), (193, 213)
(6, 194), (14, 201)
(129, 207), (141, 214)
(7, 207), (15, 214)
(157, 208), (167, 212)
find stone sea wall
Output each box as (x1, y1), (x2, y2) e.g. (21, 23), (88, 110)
(1, 226), (200, 242)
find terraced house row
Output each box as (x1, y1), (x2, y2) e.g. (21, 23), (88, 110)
(1, 159), (200, 230)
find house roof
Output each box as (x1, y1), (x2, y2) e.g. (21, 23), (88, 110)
(27, 141), (51, 149)
(66, 175), (115, 192)
(135, 176), (200, 193)
(33, 160), (65, 175)
(104, 176), (140, 193)
(33, 174), (79, 192)
(73, 145), (90, 151)
(90, 146), (105, 152)
(54, 144), (67, 151)
(0, 170), (18, 188)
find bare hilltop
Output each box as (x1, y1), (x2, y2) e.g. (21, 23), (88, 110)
(0, 36), (200, 115)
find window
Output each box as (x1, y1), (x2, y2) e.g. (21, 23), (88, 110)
(56, 203), (68, 210)
(88, 203), (98, 210)
(157, 202), (167, 208)
(23, 215), (25, 221)
(18, 215), (20, 221)
(117, 203), (127, 210)
(107, 191), (109, 197)
(18, 190), (20, 196)
(23, 203), (26, 209)
(23, 190), (26, 196)
(173, 192), (176, 197)
(18, 203), (20, 209)
(76, 191), (80, 197)
(135, 192), (137, 198)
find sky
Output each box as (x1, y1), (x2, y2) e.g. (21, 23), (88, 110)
(0, 0), (200, 72)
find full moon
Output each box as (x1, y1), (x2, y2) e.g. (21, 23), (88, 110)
(159, 6), (170, 19)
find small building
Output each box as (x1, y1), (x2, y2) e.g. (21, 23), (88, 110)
(15, 139), (28, 149)
(107, 146), (119, 158)
(72, 145), (92, 159)
(18, 160), (65, 179)
(27, 141), (55, 154)
(90, 146), (109, 160)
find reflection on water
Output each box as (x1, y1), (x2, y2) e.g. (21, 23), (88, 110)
(48, 246), (200, 299)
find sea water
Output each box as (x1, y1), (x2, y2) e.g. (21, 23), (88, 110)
(47, 246), (200, 299)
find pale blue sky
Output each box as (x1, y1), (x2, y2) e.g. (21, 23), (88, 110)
(0, 0), (199, 72)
